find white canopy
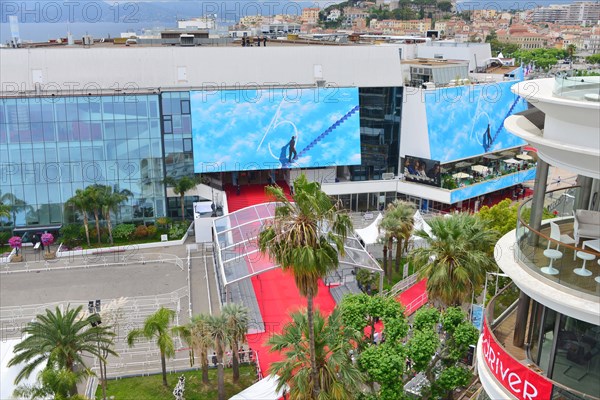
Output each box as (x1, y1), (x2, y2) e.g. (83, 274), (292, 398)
(412, 210), (433, 238)
(471, 165), (489, 173)
(229, 375), (287, 400)
(516, 154), (533, 161)
(354, 213), (383, 246)
(503, 158), (520, 164)
(452, 172), (471, 179)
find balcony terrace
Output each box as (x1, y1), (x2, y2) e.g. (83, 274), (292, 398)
(553, 75), (600, 103)
(515, 186), (600, 298)
(481, 284), (600, 400)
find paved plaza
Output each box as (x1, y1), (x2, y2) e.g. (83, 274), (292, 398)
(0, 239), (222, 382)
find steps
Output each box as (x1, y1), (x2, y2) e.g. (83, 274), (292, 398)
(281, 105), (359, 168)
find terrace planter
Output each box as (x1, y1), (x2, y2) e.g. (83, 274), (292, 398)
(44, 251), (56, 260)
(11, 254), (23, 262)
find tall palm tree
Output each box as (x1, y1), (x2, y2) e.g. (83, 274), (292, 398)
(410, 213), (497, 306)
(164, 175), (206, 221)
(98, 185), (133, 244)
(8, 305), (117, 394)
(172, 314), (212, 384)
(83, 185), (104, 244)
(222, 303), (249, 383)
(389, 200), (416, 273)
(65, 189), (93, 246)
(258, 174), (353, 399)
(206, 314), (229, 400)
(268, 308), (365, 400)
(127, 307), (176, 387)
(378, 211), (397, 281)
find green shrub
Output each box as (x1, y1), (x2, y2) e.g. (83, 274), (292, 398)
(168, 223), (187, 239)
(60, 224), (82, 248)
(134, 225), (148, 239)
(147, 225), (158, 239)
(112, 224), (136, 241)
(89, 226), (109, 242)
(0, 231), (10, 246)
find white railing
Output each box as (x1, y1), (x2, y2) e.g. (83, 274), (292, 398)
(387, 272), (419, 297)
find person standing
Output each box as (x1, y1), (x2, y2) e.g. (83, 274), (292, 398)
(288, 136), (297, 162)
(263, 37), (267, 47)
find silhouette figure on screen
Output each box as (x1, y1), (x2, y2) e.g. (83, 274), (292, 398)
(288, 136), (297, 162)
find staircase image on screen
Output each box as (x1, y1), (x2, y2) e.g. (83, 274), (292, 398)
(280, 105), (360, 168)
(482, 97), (521, 153)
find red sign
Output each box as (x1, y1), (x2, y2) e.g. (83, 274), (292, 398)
(481, 320), (552, 400)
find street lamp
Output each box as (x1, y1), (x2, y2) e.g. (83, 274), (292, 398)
(89, 300), (107, 400)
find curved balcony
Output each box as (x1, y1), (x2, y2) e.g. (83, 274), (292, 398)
(478, 283), (599, 400)
(515, 186), (600, 298)
(553, 75), (600, 102)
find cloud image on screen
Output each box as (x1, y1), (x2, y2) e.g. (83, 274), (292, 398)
(191, 87), (361, 172)
(425, 81), (527, 163)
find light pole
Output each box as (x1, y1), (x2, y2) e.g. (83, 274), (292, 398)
(89, 300), (107, 400)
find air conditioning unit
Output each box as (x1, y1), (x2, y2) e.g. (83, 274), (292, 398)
(315, 79), (326, 88)
(382, 172), (395, 180)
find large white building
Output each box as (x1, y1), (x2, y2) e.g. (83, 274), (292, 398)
(477, 76), (600, 400)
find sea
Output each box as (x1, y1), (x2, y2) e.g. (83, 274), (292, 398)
(0, 0), (580, 43)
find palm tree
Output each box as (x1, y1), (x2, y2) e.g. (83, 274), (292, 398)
(127, 307), (176, 387)
(83, 185), (104, 244)
(0, 202), (9, 218)
(8, 305), (117, 394)
(164, 175), (206, 221)
(222, 303), (249, 383)
(13, 361), (87, 400)
(206, 314), (229, 400)
(410, 213), (497, 306)
(98, 185), (133, 244)
(389, 200), (416, 273)
(65, 189), (93, 246)
(172, 314), (212, 384)
(378, 211), (396, 281)
(0, 192), (31, 230)
(258, 174), (353, 399)
(268, 308), (365, 400)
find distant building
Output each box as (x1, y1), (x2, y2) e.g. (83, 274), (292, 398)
(177, 17), (216, 31)
(497, 26), (548, 49)
(301, 8), (320, 24)
(532, 1), (600, 26)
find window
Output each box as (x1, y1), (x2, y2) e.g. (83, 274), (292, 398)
(183, 138), (192, 152)
(181, 100), (190, 114)
(163, 116), (172, 134)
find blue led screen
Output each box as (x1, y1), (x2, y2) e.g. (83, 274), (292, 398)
(425, 81), (527, 163)
(191, 88), (361, 173)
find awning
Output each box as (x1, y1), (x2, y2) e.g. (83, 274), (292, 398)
(354, 213), (383, 246)
(12, 225), (62, 233)
(471, 165), (489, 173)
(229, 375), (287, 400)
(516, 154), (533, 161)
(503, 158), (520, 165)
(452, 172), (471, 179)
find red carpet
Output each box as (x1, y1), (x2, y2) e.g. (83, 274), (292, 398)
(397, 279), (428, 316)
(226, 181), (291, 212)
(246, 268), (336, 375)
(227, 182), (335, 375)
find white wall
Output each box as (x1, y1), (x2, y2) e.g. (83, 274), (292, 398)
(400, 87), (431, 160)
(416, 42), (491, 72)
(0, 45), (405, 93)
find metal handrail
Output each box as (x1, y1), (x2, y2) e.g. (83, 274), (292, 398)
(517, 186), (599, 257)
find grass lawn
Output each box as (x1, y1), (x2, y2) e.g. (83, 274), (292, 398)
(97, 365), (257, 400)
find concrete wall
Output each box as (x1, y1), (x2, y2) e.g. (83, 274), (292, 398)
(0, 45), (405, 93)
(416, 42), (492, 72)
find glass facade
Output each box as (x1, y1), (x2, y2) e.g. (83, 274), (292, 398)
(0, 95), (164, 228)
(528, 300), (600, 398)
(350, 87), (402, 181)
